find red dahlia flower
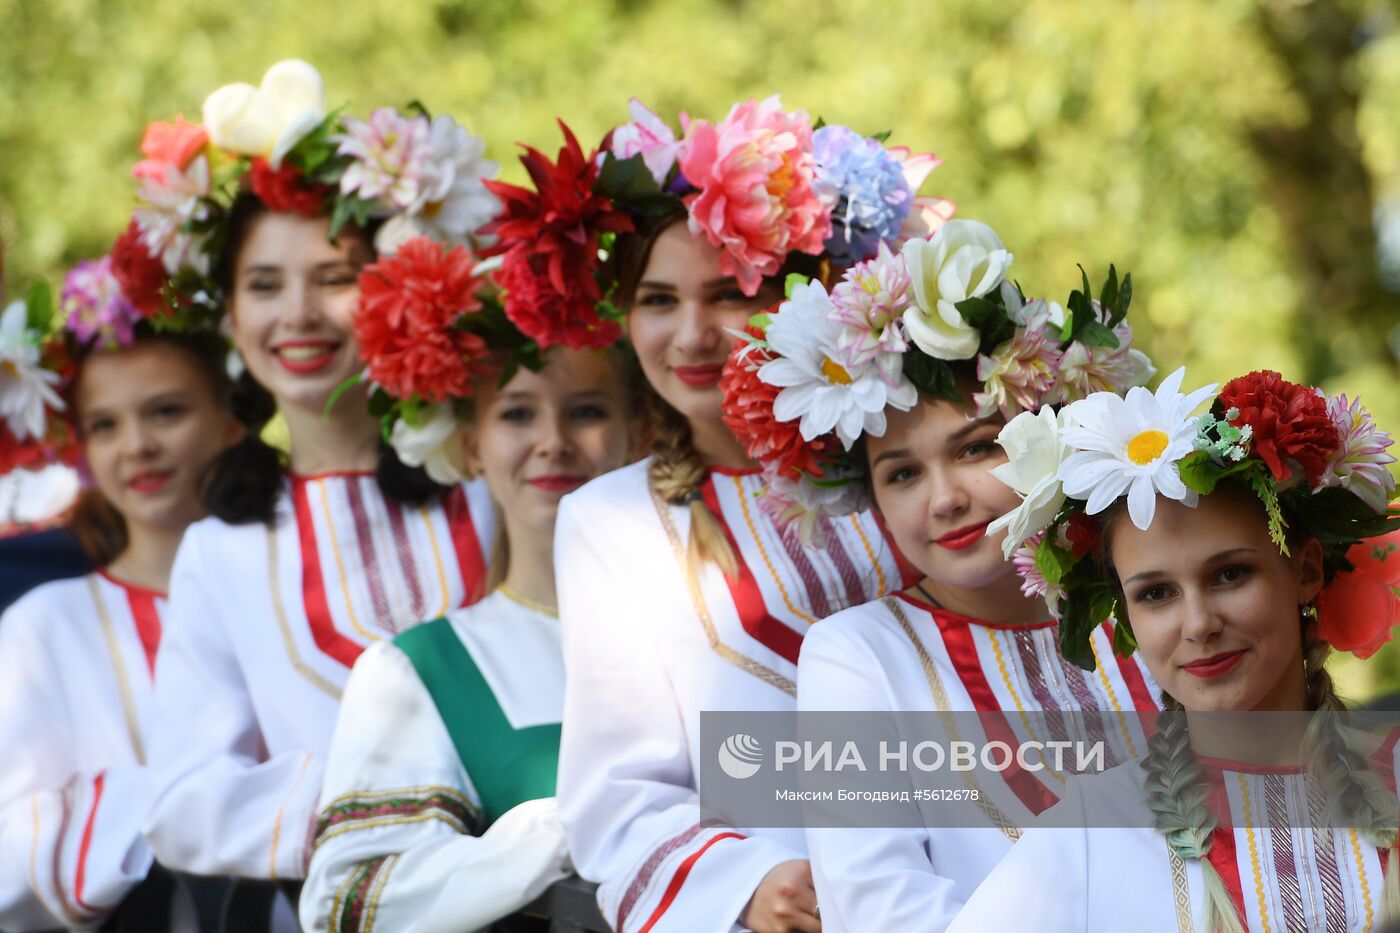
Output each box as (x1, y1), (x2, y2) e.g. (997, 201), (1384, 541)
(249, 158), (332, 217)
(481, 121), (632, 350)
(720, 324), (835, 480)
(354, 237), (491, 402)
(1219, 370), (1338, 484)
(110, 220), (168, 318)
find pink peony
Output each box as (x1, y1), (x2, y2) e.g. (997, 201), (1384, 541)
(133, 115), (209, 183)
(679, 96), (832, 296)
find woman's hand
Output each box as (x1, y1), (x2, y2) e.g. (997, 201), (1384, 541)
(741, 859), (822, 933)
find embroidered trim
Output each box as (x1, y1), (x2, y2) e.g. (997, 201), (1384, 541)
(333, 854), (389, 933)
(1238, 773), (1273, 933)
(267, 525), (343, 700)
(89, 575), (146, 764)
(649, 481), (795, 696)
(616, 819), (727, 931)
(317, 478), (382, 642)
(313, 786), (480, 851)
(269, 753), (314, 879)
(728, 474), (816, 625)
(1088, 628), (1139, 758)
(847, 513), (890, 596)
(885, 597), (1020, 840)
(1348, 829), (1374, 931)
(1167, 847), (1193, 933)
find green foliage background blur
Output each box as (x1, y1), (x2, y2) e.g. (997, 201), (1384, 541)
(3, 0), (1398, 694)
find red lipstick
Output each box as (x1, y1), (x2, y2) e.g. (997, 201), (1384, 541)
(1181, 650), (1247, 679)
(128, 470), (174, 494)
(935, 521), (990, 551)
(528, 475), (586, 493)
(673, 364), (724, 387)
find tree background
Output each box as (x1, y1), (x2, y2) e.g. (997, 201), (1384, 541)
(3, 0), (1398, 694)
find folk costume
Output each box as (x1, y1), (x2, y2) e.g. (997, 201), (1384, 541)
(952, 368), (1400, 931)
(729, 216), (1161, 929)
(553, 98), (950, 933)
(132, 61), (503, 880)
(300, 127), (640, 930)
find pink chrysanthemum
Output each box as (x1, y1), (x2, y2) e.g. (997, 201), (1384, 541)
(679, 96), (832, 296)
(336, 108), (433, 211)
(1053, 305), (1155, 404)
(974, 325), (1062, 419)
(829, 242), (910, 383)
(61, 257), (143, 349)
(1319, 393), (1397, 513)
(134, 154), (213, 275)
(1012, 531), (1063, 616)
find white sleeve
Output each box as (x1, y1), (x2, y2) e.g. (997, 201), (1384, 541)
(0, 599), (152, 930)
(797, 621), (966, 933)
(554, 495), (798, 933)
(142, 528), (322, 880)
(946, 820), (1087, 931)
(300, 642), (569, 933)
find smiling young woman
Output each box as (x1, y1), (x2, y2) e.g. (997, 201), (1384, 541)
(0, 252), (241, 929)
(950, 369), (1400, 932)
(132, 63), (504, 889)
(548, 100), (949, 933)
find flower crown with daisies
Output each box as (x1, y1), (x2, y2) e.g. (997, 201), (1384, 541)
(598, 96), (953, 295)
(990, 366), (1400, 669)
(121, 59), (501, 338)
(721, 217), (1157, 542)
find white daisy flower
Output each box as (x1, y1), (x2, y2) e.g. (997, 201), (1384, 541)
(759, 280), (918, 449)
(1057, 366), (1217, 530)
(0, 299), (64, 442)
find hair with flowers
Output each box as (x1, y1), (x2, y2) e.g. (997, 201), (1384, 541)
(125, 60), (502, 323)
(721, 217), (1156, 542)
(990, 365), (1400, 668)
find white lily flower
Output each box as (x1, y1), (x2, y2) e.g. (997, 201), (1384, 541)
(900, 219), (1013, 360)
(987, 405), (1071, 558)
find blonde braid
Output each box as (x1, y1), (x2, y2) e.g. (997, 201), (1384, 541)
(1141, 701), (1246, 933)
(644, 387), (738, 581)
(1300, 636), (1400, 922)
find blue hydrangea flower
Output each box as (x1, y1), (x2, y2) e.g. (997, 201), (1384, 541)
(812, 125), (913, 264)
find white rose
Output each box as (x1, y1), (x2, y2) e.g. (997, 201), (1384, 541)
(987, 405), (1069, 558)
(202, 60), (325, 167)
(900, 219), (1014, 360)
(389, 404), (469, 485)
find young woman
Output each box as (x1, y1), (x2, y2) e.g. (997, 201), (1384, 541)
(0, 255), (242, 929)
(299, 333), (637, 932)
(951, 369), (1400, 931)
(137, 63), (502, 881)
(551, 100), (946, 933)
(735, 218), (1163, 931)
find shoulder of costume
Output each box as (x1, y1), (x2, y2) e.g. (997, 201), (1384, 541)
(558, 457), (654, 521)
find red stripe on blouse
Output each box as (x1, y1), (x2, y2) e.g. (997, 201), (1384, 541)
(72, 772), (105, 913)
(124, 588), (162, 678)
(635, 832), (746, 933)
(292, 477), (366, 669)
(443, 486), (487, 608)
(700, 477), (803, 665)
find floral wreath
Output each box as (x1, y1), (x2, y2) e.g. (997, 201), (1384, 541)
(720, 217), (1157, 542)
(599, 96), (953, 294)
(123, 59), (501, 332)
(990, 366), (1400, 669)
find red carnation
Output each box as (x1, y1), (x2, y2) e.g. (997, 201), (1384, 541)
(354, 237), (491, 402)
(1064, 511), (1099, 560)
(0, 428), (48, 475)
(110, 220), (168, 317)
(481, 121), (633, 350)
(1219, 370), (1338, 484)
(720, 324), (836, 480)
(249, 158), (332, 217)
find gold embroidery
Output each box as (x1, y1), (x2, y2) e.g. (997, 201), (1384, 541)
(497, 584), (558, 618)
(729, 475), (815, 625)
(1167, 847), (1193, 933)
(1349, 828), (1375, 932)
(1088, 631), (1139, 758)
(886, 597), (1020, 841)
(847, 514), (889, 595)
(267, 526), (342, 700)
(363, 852), (398, 932)
(89, 576), (146, 765)
(269, 752), (314, 879)
(316, 480), (381, 642)
(418, 506), (453, 619)
(650, 482), (795, 696)
(1238, 774), (1272, 933)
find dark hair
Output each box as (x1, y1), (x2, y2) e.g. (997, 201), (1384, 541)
(204, 194), (449, 525)
(66, 328), (237, 565)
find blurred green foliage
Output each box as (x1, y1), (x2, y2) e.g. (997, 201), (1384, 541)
(3, 0), (1398, 692)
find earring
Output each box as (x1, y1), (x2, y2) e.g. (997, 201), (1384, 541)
(1300, 601), (1319, 623)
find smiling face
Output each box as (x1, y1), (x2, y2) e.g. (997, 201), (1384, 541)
(866, 389), (1024, 594)
(226, 210), (373, 415)
(625, 222), (782, 424)
(1109, 485), (1325, 712)
(76, 341), (244, 538)
(463, 347), (633, 540)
